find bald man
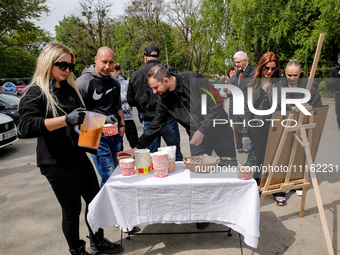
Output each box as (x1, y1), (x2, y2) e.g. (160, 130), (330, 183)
(76, 46), (125, 188)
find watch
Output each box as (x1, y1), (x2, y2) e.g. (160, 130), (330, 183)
(121, 125), (126, 128)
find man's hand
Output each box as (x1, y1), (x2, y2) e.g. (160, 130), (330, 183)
(105, 115), (118, 125)
(189, 130), (204, 146)
(119, 126), (125, 136)
(65, 108), (86, 126)
(117, 148), (137, 158)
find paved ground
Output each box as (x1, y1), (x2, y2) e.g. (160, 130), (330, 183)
(0, 98), (339, 255)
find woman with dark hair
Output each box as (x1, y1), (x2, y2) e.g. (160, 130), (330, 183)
(226, 66), (237, 83)
(18, 42), (122, 254)
(242, 52), (287, 206)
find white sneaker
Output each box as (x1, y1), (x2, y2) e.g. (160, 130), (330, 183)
(296, 189), (303, 196)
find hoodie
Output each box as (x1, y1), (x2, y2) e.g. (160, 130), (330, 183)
(75, 65), (122, 122)
(118, 75), (134, 121)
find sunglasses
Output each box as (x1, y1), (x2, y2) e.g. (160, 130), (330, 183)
(53, 61), (75, 72)
(263, 66), (278, 72)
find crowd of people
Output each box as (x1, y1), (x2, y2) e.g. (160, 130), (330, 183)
(17, 40), (338, 254)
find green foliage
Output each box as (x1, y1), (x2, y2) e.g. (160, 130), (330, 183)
(0, 0), (51, 78)
(318, 79), (334, 97)
(2, 0), (340, 81)
(227, 0), (340, 70)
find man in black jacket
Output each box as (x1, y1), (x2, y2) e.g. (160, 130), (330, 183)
(127, 45), (182, 160)
(121, 66), (236, 159)
(120, 66), (236, 230)
(330, 54), (340, 130)
(228, 51), (257, 165)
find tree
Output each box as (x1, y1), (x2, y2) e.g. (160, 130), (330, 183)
(0, 0), (51, 78)
(198, 0), (229, 74)
(165, 0), (202, 70)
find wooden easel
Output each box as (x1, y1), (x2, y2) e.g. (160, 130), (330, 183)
(259, 33), (334, 255)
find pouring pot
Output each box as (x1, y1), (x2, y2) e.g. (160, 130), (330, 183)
(74, 111), (106, 149)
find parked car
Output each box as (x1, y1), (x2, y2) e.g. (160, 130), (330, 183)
(0, 92), (20, 124)
(0, 78), (31, 96)
(0, 113), (19, 149)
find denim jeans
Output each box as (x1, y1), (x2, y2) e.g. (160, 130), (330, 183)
(91, 134), (122, 188)
(143, 117), (183, 161)
(190, 126), (236, 158)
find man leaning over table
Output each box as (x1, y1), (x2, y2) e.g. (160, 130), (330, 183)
(118, 65), (236, 229)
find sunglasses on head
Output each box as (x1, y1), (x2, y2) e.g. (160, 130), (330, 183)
(263, 66), (278, 72)
(53, 61), (75, 72)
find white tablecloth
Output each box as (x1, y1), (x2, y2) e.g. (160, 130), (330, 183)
(87, 162), (260, 248)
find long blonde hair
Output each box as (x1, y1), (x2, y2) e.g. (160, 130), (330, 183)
(27, 42), (84, 117)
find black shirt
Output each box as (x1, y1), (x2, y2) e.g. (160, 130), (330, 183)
(136, 71), (230, 149)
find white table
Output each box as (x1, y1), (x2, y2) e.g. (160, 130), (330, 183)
(87, 162), (260, 248)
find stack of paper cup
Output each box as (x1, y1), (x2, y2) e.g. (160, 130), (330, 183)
(152, 151), (169, 178)
(158, 146), (176, 173)
(135, 149), (150, 175)
(119, 158), (135, 176)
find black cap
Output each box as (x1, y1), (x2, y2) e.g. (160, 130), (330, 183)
(144, 45), (160, 57)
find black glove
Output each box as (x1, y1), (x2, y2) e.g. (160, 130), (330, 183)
(105, 115), (118, 125)
(65, 108), (86, 126)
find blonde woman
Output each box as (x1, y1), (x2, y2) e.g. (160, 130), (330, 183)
(18, 42), (122, 255)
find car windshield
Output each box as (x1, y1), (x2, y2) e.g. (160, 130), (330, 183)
(0, 94), (20, 106)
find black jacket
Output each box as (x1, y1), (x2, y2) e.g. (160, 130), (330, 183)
(18, 81), (86, 166)
(229, 63), (256, 93)
(330, 64), (340, 92)
(242, 83), (278, 137)
(242, 76), (322, 137)
(276, 73), (322, 109)
(127, 60), (177, 121)
(76, 65), (122, 123)
(136, 71), (230, 149)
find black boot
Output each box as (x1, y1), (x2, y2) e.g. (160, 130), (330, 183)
(69, 240), (90, 255)
(89, 228), (123, 255)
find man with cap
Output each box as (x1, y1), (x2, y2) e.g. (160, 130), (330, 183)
(127, 44), (183, 160)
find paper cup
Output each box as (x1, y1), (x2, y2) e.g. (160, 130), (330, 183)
(238, 166), (254, 180)
(153, 151), (169, 178)
(135, 149), (150, 175)
(102, 123), (118, 136)
(158, 146), (176, 173)
(119, 158), (135, 176)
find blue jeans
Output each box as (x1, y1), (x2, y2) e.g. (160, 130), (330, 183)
(190, 126), (236, 158)
(91, 134), (122, 188)
(143, 117), (183, 161)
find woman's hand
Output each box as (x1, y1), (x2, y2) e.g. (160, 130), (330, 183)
(65, 108), (86, 126)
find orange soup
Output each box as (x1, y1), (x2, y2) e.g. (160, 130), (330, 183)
(78, 127), (104, 149)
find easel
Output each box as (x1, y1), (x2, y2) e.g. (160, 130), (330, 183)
(259, 33), (334, 255)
